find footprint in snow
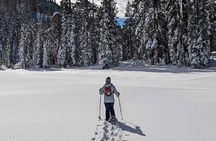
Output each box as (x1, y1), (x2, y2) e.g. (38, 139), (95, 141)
(91, 120), (124, 141)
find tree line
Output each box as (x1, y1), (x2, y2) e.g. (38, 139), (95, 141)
(123, 0), (216, 68)
(0, 0), (216, 69)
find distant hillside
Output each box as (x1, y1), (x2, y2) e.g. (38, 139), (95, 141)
(0, 0), (59, 16)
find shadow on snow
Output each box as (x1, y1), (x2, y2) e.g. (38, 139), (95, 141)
(118, 120), (146, 137)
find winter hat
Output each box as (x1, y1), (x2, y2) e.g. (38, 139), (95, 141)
(106, 77), (111, 83)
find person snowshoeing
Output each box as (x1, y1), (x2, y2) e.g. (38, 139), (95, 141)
(99, 77), (120, 121)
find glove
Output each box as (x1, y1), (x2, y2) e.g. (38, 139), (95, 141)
(99, 88), (103, 95)
(117, 92), (120, 97)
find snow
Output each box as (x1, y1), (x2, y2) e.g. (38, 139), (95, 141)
(56, 0), (132, 17)
(1, 65), (216, 141)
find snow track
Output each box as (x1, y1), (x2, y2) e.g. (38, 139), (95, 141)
(91, 120), (123, 141)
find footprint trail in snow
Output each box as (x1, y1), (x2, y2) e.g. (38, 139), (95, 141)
(91, 120), (124, 141)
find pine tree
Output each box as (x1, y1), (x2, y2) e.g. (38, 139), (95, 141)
(167, 0), (184, 66)
(0, 8), (3, 65)
(18, 24), (26, 68)
(33, 22), (44, 68)
(43, 39), (49, 68)
(0, 7), (10, 67)
(98, 0), (121, 68)
(128, 0), (168, 65)
(77, 0), (93, 67)
(18, 21), (36, 68)
(150, 0), (168, 65)
(188, 0), (211, 68)
(5, 14), (15, 68)
(122, 1), (134, 60)
(134, 0), (149, 60)
(89, 3), (99, 65)
(68, 5), (77, 66)
(208, 0), (216, 52)
(33, 19), (51, 69)
(122, 22), (133, 60)
(128, 0), (142, 60)
(57, 0), (72, 67)
(181, 0), (190, 66)
(125, 1), (133, 18)
(47, 12), (62, 66)
(13, 9), (22, 66)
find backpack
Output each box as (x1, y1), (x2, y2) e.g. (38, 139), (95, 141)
(104, 85), (112, 96)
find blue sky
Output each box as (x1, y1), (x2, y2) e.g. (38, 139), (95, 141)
(116, 18), (126, 27)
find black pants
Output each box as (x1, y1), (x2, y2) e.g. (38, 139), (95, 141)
(105, 103), (115, 121)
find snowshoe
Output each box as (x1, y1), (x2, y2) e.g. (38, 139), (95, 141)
(108, 116), (118, 125)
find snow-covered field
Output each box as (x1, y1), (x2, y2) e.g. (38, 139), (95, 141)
(0, 67), (216, 141)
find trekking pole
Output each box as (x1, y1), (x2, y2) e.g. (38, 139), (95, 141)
(98, 95), (102, 120)
(118, 96), (123, 120)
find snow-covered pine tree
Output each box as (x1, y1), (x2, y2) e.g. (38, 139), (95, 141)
(0, 44), (2, 66)
(89, 3), (99, 65)
(15, 2), (37, 69)
(5, 13), (16, 68)
(11, 2), (31, 68)
(47, 12), (62, 66)
(0, 7), (3, 66)
(129, 0), (168, 65)
(181, 0), (190, 66)
(12, 8), (22, 67)
(188, 0), (211, 68)
(122, 1), (134, 60)
(67, 5), (77, 67)
(122, 1), (137, 60)
(98, 0), (121, 68)
(125, 0), (133, 18)
(126, 0), (142, 60)
(77, 0), (93, 67)
(0, 7), (10, 67)
(33, 22), (44, 68)
(167, 0), (185, 66)
(122, 21), (133, 60)
(72, 2), (82, 66)
(135, 0), (149, 60)
(57, 0), (72, 67)
(33, 15), (51, 69)
(208, 0), (216, 52)
(115, 24), (123, 62)
(18, 21), (36, 68)
(43, 39), (49, 68)
(18, 24), (26, 68)
(147, 0), (168, 65)
(5, 40), (11, 67)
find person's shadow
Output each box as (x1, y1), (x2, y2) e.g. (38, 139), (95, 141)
(118, 121), (146, 136)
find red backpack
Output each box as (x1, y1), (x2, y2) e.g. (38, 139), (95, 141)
(105, 85), (112, 96)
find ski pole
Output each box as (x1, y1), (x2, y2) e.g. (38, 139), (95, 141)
(98, 94), (102, 120)
(118, 96), (123, 120)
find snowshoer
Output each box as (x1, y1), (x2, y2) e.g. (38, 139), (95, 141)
(99, 77), (120, 121)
